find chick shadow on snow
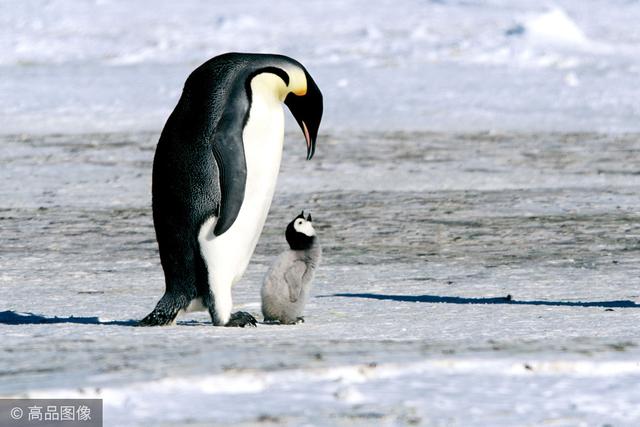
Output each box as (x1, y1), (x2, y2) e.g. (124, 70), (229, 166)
(324, 293), (640, 308)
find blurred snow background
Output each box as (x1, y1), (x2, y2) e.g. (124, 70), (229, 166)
(2, 0), (640, 134)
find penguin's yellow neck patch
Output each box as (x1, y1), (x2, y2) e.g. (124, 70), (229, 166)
(286, 67), (307, 96)
(251, 67), (307, 101)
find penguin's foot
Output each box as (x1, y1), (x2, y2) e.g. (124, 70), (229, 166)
(138, 309), (177, 327)
(283, 317), (304, 325)
(138, 293), (187, 326)
(262, 317), (304, 325)
(225, 311), (257, 328)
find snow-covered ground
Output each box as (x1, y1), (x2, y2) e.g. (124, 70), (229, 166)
(1, 1), (640, 426)
(2, 131), (639, 426)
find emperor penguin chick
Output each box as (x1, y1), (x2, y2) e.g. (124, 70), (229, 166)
(261, 212), (322, 324)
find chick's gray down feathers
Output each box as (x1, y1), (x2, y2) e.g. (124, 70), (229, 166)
(261, 241), (321, 324)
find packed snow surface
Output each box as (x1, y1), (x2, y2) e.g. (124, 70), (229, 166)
(1, 131), (639, 426)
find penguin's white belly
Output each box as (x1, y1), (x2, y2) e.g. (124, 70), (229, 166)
(198, 89), (285, 301)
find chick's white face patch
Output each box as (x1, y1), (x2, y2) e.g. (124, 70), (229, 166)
(294, 218), (316, 237)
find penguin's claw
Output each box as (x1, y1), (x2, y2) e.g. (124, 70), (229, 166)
(226, 311), (258, 327)
(139, 293), (188, 326)
(137, 317), (156, 327)
(138, 310), (177, 327)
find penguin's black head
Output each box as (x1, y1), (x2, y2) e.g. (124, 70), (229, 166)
(284, 69), (323, 160)
(286, 211), (316, 250)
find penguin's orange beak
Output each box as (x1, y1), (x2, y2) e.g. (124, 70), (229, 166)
(302, 121), (316, 160)
(284, 70), (323, 160)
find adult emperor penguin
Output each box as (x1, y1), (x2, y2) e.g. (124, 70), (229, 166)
(139, 52), (323, 327)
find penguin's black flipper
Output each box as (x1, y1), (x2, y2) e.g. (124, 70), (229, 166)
(211, 118), (247, 237)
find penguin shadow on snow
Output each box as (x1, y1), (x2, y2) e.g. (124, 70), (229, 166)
(0, 311), (298, 327)
(323, 293), (640, 308)
(0, 311), (137, 326)
(0, 311), (218, 327)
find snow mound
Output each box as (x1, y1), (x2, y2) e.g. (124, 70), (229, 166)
(516, 8), (590, 49)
